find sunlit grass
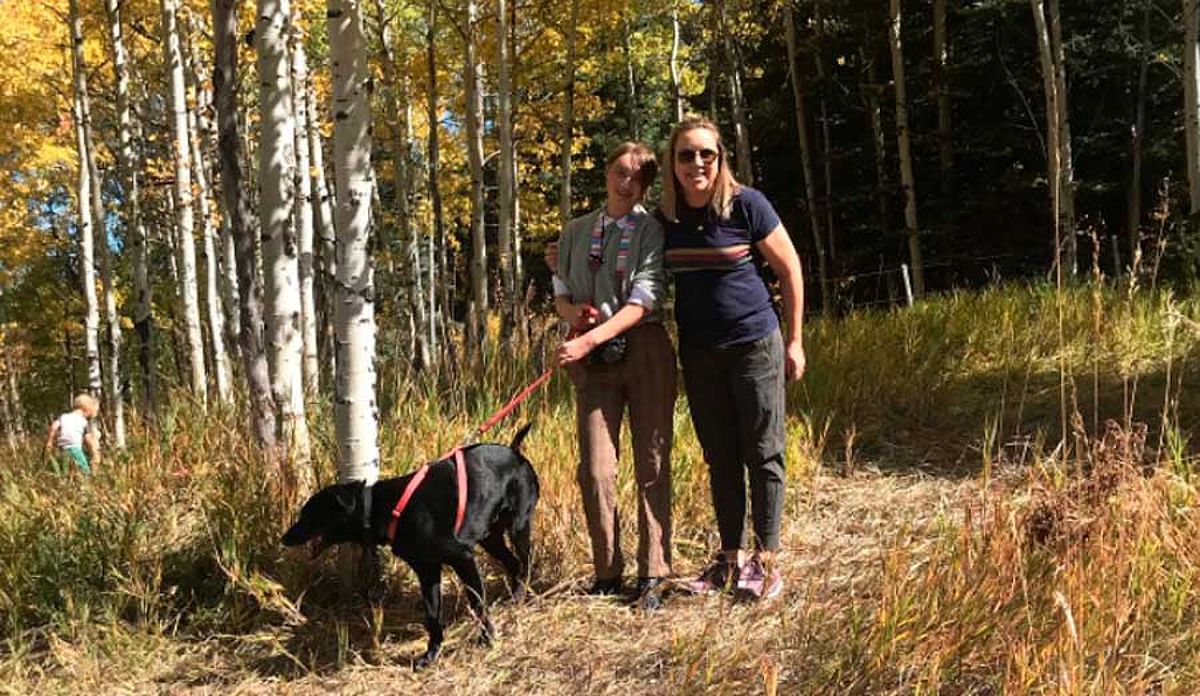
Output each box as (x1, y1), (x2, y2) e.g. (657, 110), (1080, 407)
(2, 282), (1200, 692)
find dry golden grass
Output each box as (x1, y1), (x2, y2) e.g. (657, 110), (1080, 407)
(4, 283), (1200, 693)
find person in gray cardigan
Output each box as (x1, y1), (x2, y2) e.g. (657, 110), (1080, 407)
(552, 142), (677, 610)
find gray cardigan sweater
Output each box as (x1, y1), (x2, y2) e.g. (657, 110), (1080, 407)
(553, 206), (667, 324)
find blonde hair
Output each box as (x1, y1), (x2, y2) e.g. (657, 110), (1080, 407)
(659, 116), (741, 222)
(73, 393), (99, 417)
(605, 141), (659, 190)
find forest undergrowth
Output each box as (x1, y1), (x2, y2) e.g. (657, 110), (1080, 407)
(3, 283), (1200, 693)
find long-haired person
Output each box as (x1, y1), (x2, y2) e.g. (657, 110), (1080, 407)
(553, 142), (678, 610)
(661, 116), (806, 601)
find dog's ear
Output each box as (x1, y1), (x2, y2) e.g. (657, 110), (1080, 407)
(510, 422), (533, 453)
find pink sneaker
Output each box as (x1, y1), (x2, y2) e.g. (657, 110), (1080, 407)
(681, 558), (739, 594)
(737, 554), (783, 601)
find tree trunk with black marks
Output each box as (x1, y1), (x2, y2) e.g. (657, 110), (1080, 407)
(889, 0), (925, 297)
(213, 0), (278, 450)
(784, 2), (830, 315)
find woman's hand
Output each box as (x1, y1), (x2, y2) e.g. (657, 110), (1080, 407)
(556, 333), (598, 366)
(572, 303), (599, 331)
(785, 340), (806, 381)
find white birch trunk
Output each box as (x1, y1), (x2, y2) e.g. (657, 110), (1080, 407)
(0, 381), (13, 451)
(219, 199), (242, 345)
(184, 23), (233, 405)
(0, 298), (24, 443)
(404, 98), (432, 367)
(213, 0), (278, 450)
(259, 0), (312, 469)
(785, 3), (830, 315)
(464, 0), (488, 349)
(425, 0), (442, 362)
(70, 0), (102, 403)
(1033, 0), (1064, 276)
(889, 0), (925, 297)
(306, 81), (338, 381)
(670, 6), (683, 123)
(813, 1), (836, 260)
(327, 0), (379, 484)
(622, 16), (640, 140)
(497, 0), (516, 326)
(1, 342), (24, 446)
(85, 74), (125, 447)
(560, 0), (577, 225)
(292, 15), (320, 399)
(162, 0), (209, 405)
(1128, 1), (1150, 257)
(862, 40), (891, 238)
(1048, 0), (1076, 274)
(716, 0), (753, 184)
(933, 0), (954, 189)
(371, 0), (428, 368)
(107, 0), (155, 421)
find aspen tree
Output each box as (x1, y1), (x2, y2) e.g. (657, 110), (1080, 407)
(162, 0), (209, 404)
(327, 0), (379, 485)
(889, 0), (925, 297)
(68, 0), (102, 407)
(784, 1), (830, 314)
(106, 0), (152, 425)
(214, 0), (278, 449)
(258, 0), (312, 468)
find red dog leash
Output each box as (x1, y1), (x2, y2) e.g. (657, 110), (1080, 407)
(384, 331), (577, 545)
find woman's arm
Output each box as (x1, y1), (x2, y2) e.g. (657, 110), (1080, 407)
(757, 224), (806, 381)
(551, 219), (597, 327)
(555, 216), (663, 365)
(556, 303), (648, 365)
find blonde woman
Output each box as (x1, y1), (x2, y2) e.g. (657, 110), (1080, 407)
(45, 393), (101, 474)
(660, 117), (806, 601)
(553, 142), (677, 610)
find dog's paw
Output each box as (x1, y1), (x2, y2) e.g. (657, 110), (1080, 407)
(414, 646), (441, 671)
(509, 584), (527, 603)
(475, 617), (496, 647)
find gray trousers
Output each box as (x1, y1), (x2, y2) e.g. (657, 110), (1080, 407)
(680, 329), (786, 551)
(570, 322), (677, 579)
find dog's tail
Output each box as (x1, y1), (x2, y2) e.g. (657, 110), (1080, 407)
(510, 422), (533, 453)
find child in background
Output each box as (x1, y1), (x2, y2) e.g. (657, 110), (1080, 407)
(45, 394), (101, 474)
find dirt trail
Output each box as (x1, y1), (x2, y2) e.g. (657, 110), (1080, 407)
(13, 470), (971, 694)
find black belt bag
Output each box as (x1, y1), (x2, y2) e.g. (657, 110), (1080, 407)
(588, 334), (628, 366)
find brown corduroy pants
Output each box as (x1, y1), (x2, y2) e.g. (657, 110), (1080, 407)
(569, 321), (677, 579)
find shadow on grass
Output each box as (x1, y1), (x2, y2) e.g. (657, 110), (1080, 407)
(164, 556), (565, 685)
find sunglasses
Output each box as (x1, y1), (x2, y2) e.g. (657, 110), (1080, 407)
(675, 147), (718, 165)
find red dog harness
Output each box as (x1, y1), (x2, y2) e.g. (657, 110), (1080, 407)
(378, 348), (566, 547)
(385, 447), (468, 544)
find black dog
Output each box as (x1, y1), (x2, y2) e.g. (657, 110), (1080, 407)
(282, 424), (539, 669)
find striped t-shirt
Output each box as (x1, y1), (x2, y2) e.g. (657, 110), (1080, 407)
(663, 186), (781, 348)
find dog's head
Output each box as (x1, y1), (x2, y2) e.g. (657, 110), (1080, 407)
(281, 482), (367, 559)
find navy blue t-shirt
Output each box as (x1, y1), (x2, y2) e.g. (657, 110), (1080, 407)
(663, 186), (782, 347)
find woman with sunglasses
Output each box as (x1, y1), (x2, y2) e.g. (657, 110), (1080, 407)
(552, 142), (678, 610)
(661, 116), (806, 601)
